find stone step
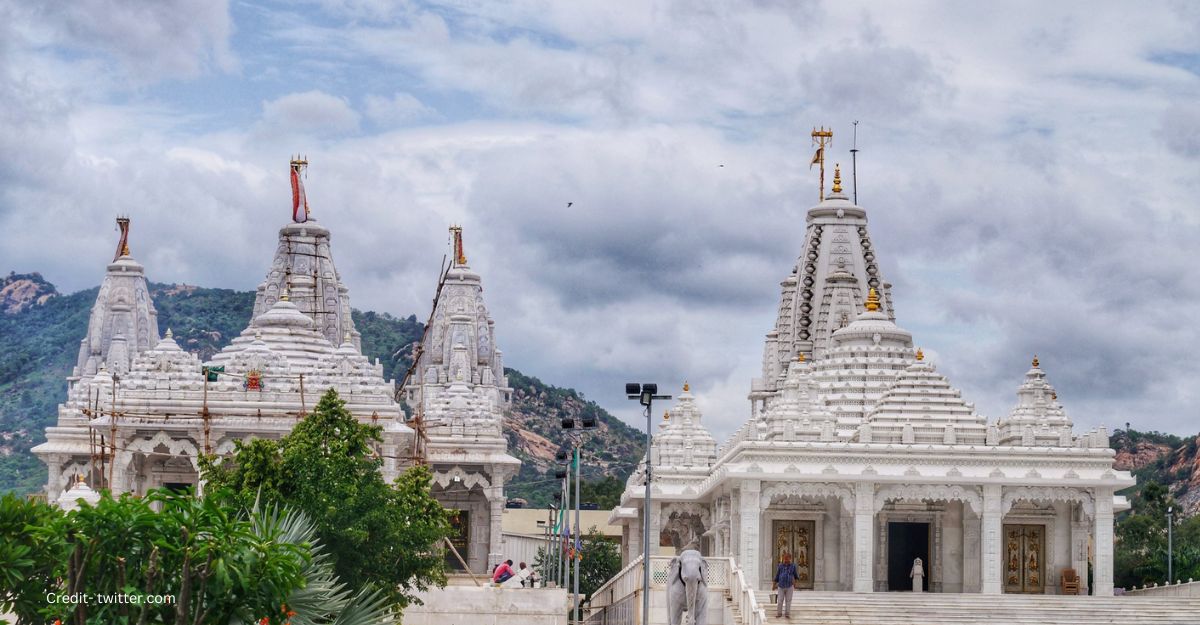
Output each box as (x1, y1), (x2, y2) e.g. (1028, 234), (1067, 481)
(746, 591), (1200, 625)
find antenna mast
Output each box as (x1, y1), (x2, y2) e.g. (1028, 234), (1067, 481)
(850, 121), (860, 205)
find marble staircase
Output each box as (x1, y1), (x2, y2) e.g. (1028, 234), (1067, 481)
(751, 591), (1200, 625)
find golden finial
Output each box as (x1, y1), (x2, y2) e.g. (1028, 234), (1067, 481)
(1032, 354), (1039, 368)
(165, 328), (173, 339)
(76, 473), (86, 485)
(864, 288), (880, 312)
(280, 288), (290, 302)
(832, 164), (842, 194)
(663, 410), (670, 421)
(683, 381), (690, 392)
(1052, 391), (1058, 401)
(795, 352), (805, 363)
(915, 348), (924, 361)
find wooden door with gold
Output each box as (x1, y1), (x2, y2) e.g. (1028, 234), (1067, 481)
(772, 520), (815, 590)
(1003, 524), (1045, 594)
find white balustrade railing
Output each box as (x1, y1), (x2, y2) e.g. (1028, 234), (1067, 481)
(584, 555), (736, 625)
(727, 558), (768, 625)
(1124, 578), (1200, 597)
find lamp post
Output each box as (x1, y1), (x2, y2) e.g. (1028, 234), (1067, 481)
(555, 450), (569, 590)
(626, 383), (671, 625)
(561, 411), (597, 624)
(1167, 506), (1174, 583)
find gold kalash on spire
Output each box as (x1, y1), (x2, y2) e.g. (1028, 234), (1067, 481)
(810, 126), (833, 201)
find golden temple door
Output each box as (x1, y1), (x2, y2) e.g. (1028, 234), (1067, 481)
(1003, 524), (1045, 594)
(772, 520), (815, 590)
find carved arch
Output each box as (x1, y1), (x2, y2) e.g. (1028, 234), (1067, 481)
(1002, 486), (1094, 518)
(761, 481), (854, 513)
(125, 431), (201, 471)
(432, 465), (490, 491)
(875, 483), (983, 515)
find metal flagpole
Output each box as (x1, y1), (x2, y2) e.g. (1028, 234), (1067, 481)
(573, 444), (582, 625)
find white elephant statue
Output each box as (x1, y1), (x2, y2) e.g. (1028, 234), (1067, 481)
(667, 548), (708, 625)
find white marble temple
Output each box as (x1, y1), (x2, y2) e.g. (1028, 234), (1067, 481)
(35, 216), (412, 504)
(610, 169), (1134, 598)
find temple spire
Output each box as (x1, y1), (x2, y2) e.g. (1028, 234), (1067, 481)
(114, 217), (131, 261)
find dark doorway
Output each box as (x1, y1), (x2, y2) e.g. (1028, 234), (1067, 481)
(163, 482), (192, 494)
(887, 522), (930, 591)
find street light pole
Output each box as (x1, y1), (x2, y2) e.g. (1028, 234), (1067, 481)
(626, 383), (671, 625)
(1168, 506), (1174, 583)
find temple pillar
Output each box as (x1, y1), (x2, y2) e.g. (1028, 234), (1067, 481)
(981, 484), (1002, 594)
(487, 481), (505, 569)
(1071, 504), (1090, 595)
(852, 481), (874, 593)
(962, 504), (981, 593)
(648, 500), (662, 557)
(740, 480), (761, 588)
(627, 513), (642, 564)
(45, 455), (64, 501)
(839, 514), (853, 591)
(1092, 487), (1114, 596)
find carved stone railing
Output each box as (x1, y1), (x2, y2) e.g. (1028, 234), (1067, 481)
(583, 555), (733, 625)
(727, 557), (768, 625)
(1124, 578), (1200, 597)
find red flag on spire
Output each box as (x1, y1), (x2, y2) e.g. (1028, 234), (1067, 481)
(291, 161), (309, 223)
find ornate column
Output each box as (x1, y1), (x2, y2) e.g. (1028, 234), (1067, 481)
(981, 484), (1002, 594)
(487, 479), (505, 569)
(740, 480), (762, 588)
(852, 481), (875, 593)
(627, 512), (642, 565)
(1092, 487), (1114, 596)
(648, 500), (662, 556)
(46, 454), (64, 501)
(1071, 503), (1090, 595)
(962, 505), (981, 593)
(840, 514), (853, 591)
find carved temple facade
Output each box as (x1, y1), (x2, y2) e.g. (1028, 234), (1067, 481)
(610, 170), (1133, 596)
(35, 177), (515, 576)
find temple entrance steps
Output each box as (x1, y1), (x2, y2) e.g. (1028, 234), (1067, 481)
(751, 591), (1200, 625)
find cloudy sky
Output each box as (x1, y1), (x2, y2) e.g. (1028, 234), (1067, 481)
(2, 1), (1198, 439)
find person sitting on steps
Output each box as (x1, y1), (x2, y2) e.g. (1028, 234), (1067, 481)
(492, 559), (515, 585)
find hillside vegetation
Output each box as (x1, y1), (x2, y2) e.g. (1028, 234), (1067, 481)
(0, 275), (642, 502)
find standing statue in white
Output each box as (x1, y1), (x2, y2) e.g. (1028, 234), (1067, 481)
(910, 557), (925, 593)
(667, 544), (708, 625)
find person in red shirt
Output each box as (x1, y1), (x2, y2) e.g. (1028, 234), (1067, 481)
(492, 559), (515, 584)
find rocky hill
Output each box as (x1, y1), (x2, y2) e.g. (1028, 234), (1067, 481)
(1, 272), (58, 314)
(1111, 429), (1200, 516)
(0, 274), (643, 500)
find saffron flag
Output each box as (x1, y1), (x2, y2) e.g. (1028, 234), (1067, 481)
(809, 147), (823, 170)
(291, 165), (309, 223)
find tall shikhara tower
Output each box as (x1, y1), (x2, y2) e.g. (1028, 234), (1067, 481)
(751, 165), (896, 414)
(402, 226), (519, 575)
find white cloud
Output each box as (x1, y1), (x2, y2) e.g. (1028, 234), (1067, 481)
(364, 92), (436, 126)
(2, 0), (1199, 442)
(260, 90), (361, 137)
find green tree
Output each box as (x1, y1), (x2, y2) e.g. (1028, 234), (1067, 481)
(1, 488), (391, 625)
(579, 477), (626, 510)
(203, 388), (454, 608)
(532, 525), (621, 601)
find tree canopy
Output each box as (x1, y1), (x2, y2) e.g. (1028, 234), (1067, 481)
(202, 388), (453, 608)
